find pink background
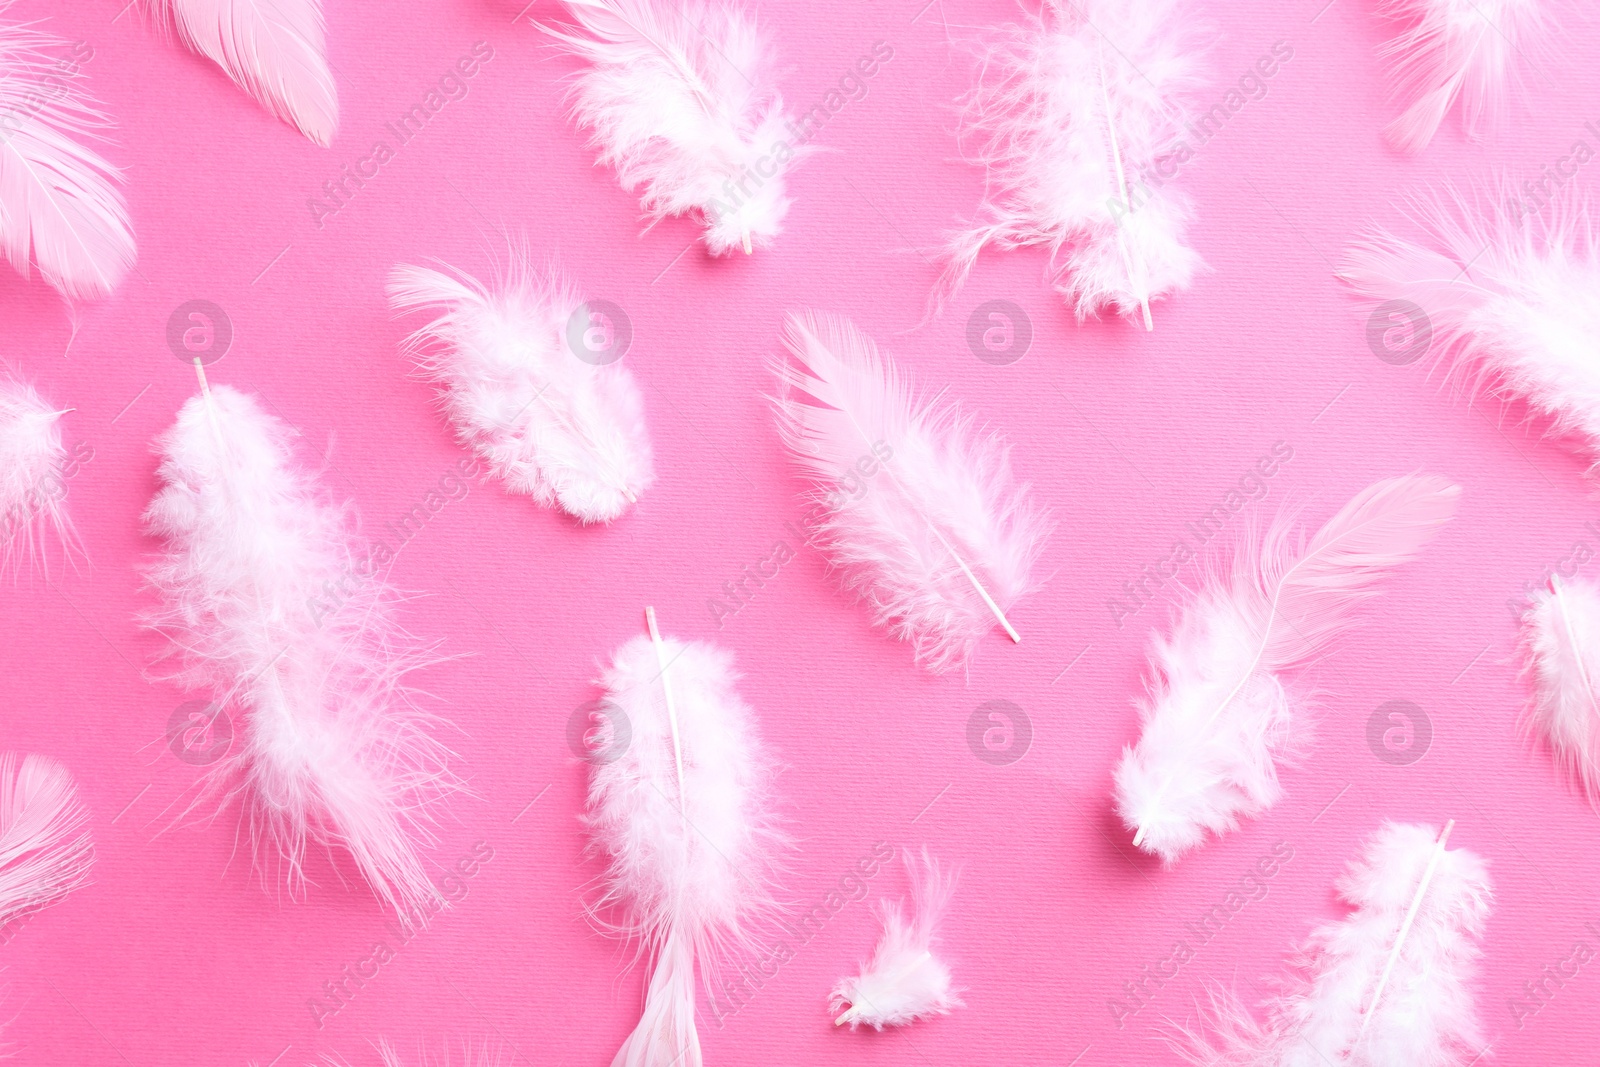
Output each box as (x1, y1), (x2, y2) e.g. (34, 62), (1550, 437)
(5, 0), (1600, 1063)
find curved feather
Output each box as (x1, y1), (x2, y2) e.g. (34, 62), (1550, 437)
(938, 0), (1205, 325)
(150, 0), (338, 145)
(144, 384), (454, 919)
(1379, 0), (1538, 153)
(543, 0), (795, 255)
(388, 257), (654, 524)
(1520, 577), (1600, 805)
(1341, 184), (1600, 474)
(0, 752), (92, 924)
(774, 311), (1047, 673)
(586, 621), (781, 1067)
(0, 376), (74, 574)
(1115, 476), (1459, 864)
(831, 850), (962, 1030)
(0, 18), (134, 300)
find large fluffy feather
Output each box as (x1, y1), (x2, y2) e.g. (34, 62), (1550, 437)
(543, 0), (796, 255)
(1174, 822), (1491, 1067)
(148, 0), (338, 145)
(774, 311), (1047, 673)
(1520, 577), (1600, 804)
(389, 258), (654, 524)
(1115, 476), (1459, 864)
(938, 0), (1205, 326)
(0, 376), (73, 574)
(831, 850), (961, 1030)
(586, 614), (781, 1067)
(1378, 0), (1538, 153)
(1341, 185), (1600, 474)
(0, 753), (92, 925)
(144, 383), (454, 919)
(0, 15), (135, 300)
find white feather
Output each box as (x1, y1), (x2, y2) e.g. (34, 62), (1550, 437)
(0, 14), (135, 300)
(586, 613), (781, 1067)
(831, 849), (961, 1031)
(149, 0), (338, 146)
(543, 0), (796, 255)
(0, 376), (74, 574)
(1341, 185), (1600, 473)
(774, 312), (1047, 673)
(388, 257), (654, 525)
(1520, 576), (1600, 804)
(144, 383), (455, 920)
(938, 0), (1205, 327)
(317, 1039), (508, 1067)
(1378, 0), (1538, 153)
(1173, 822), (1491, 1067)
(1115, 476), (1459, 864)
(0, 753), (92, 924)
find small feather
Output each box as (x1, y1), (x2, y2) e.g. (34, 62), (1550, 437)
(150, 0), (338, 145)
(1115, 476), (1459, 864)
(774, 311), (1047, 673)
(0, 14), (135, 300)
(1341, 183), (1600, 474)
(1520, 577), (1600, 805)
(0, 752), (92, 925)
(388, 257), (654, 524)
(831, 849), (962, 1030)
(0, 376), (75, 574)
(144, 383), (456, 919)
(542, 0), (797, 255)
(1378, 0), (1539, 153)
(938, 0), (1206, 325)
(1172, 822), (1491, 1067)
(586, 615), (782, 1067)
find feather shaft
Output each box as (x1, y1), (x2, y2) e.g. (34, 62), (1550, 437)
(1359, 819), (1452, 1037)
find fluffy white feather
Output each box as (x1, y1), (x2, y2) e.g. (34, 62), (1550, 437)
(318, 1040), (508, 1067)
(1520, 576), (1600, 804)
(543, 0), (796, 255)
(1174, 822), (1491, 1067)
(388, 258), (654, 524)
(1378, 0), (1538, 153)
(775, 311), (1047, 673)
(0, 376), (73, 573)
(0, 15), (135, 300)
(0, 752), (92, 924)
(938, 0), (1205, 327)
(586, 610), (781, 1067)
(144, 382), (454, 920)
(831, 849), (961, 1030)
(1341, 185), (1600, 474)
(1115, 476), (1459, 864)
(148, 0), (338, 145)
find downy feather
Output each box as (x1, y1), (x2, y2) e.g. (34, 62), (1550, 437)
(586, 611), (781, 1067)
(1520, 576), (1600, 804)
(0, 376), (75, 574)
(831, 849), (962, 1030)
(144, 382), (455, 920)
(388, 257), (654, 524)
(1115, 476), (1459, 864)
(149, 0), (338, 145)
(0, 752), (92, 924)
(1378, 0), (1538, 153)
(0, 12), (135, 300)
(938, 0), (1205, 327)
(543, 0), (796, 255)
(774, 311), (1047, 674)
(1341, 184), (1600, 474)
(1173, 821), (1491, 1067)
